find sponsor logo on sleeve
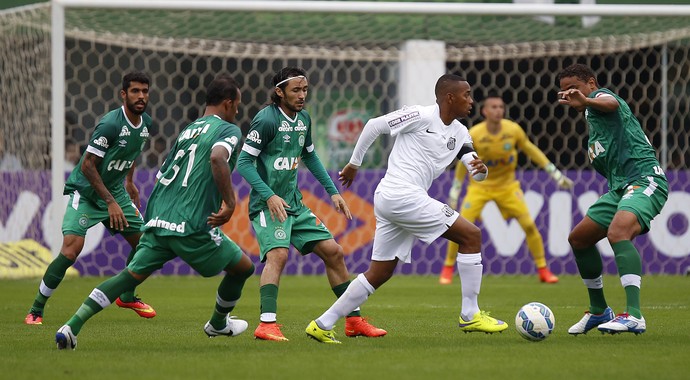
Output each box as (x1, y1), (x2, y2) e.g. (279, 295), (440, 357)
(93, 136), (109, 148)
(387, 110), (421, 129)
(247, 130), (262, 144)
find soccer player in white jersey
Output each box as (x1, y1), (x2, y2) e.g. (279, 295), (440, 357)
(305, 74), (508, 343)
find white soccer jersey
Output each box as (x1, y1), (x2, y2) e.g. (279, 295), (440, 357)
(350, 104), (472, 192)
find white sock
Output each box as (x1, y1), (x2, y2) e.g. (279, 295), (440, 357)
(457, 253), (482, 321)
(316, 273), (374, 330)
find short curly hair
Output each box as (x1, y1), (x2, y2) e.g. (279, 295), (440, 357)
(557, 63), (597, 86)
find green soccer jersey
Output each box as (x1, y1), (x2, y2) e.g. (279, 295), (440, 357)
(585, 88), (665, 191)
(64, 106), (152, 202)
(143, 115), (242, 236)
(239, 104), (337, 220)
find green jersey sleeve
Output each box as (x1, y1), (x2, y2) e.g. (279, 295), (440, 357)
(301, 119), (338, 196)
(86, 114), (120, 157)
(237, 112), (278, 201)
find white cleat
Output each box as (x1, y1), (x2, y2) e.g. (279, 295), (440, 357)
(204, 316), (249, 337)
(56, 325), (77, 350)
(598, 313), (646, 335)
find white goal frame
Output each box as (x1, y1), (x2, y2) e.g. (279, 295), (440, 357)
(49, 0), (690, 253)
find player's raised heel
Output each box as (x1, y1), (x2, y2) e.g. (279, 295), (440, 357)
(439, 265), (454, 285)
(458, 311), (508, 333)
(306, 320), (341, 344)
(204, 316), (248, 337)
(55, 325), (77, 350)
(568, 307), (614, 335)
(115, 296), (157, 318)
(537, 267), (559, 284)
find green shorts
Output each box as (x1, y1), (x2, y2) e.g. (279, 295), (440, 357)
(587, 175), (668, 234)
(251, 208), (333, 262)
(128, 228), (243, 277)
(62, 190), (144, 237)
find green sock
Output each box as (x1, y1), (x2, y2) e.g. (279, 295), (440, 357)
(260, 284), (279, 316)
(31, 253), (74, 314)
(210, 265), (254, 330)
(612, 240), (643, 318)
(67, 270), (141, 335)
(333, 281), (360, 318)
(118, 248), (138, 303)
(573, 246), (608, 315)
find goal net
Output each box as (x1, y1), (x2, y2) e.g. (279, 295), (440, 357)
(1, 1), (689, 277)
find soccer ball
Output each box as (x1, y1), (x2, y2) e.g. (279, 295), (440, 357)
(515, 302), (555, 341)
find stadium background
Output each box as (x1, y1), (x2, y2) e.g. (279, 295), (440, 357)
(1, 0), (689, 277)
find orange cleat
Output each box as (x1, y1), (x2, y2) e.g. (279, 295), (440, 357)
(25, 311), (43, 325)
(439, 265), (454, 285)
(538, 267), (559, 284)
(254, 322), (289, 341)
(345, 316), (387, 337)
(115, 296), (157, 318)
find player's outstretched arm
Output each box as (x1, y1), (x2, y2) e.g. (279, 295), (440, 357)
(518, 135), (574, 190)
(208, 145), (235, 227)
(545, 163), (574, 190)
(338, 163), (359, 188)
(301, 148), (340, 198)
(82, 152), (127, 230)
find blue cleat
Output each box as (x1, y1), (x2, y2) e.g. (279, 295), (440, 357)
(568, 307), (614, 335)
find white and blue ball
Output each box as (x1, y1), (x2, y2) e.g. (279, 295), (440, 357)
(515, 302), (555, 341)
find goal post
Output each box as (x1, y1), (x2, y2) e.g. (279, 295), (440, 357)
(2, 0), (688, 275)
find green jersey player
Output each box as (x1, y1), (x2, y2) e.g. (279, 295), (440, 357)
(558, 64), (668, 335)
(237, 67), (386, 341)
(25, 72), (157, 325)
(56, 75), (255, 350)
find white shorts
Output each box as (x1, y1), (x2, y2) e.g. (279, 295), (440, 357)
(372, 187), (459, 263)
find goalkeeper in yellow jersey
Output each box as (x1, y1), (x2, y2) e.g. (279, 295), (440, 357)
(439, 94), (573, 285)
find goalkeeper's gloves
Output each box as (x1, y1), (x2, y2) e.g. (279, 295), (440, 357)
(448, 178), (463, 210)
(545, 163), (573, 189)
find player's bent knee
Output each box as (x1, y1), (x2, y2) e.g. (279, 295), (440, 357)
(462, 224), (482, 251)
(60, 235), (86, 260)
(239, 262), (255, 280)
(568, 233), (588, 250)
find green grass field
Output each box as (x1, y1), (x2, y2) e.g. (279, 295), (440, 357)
(2, 274), (688, 379)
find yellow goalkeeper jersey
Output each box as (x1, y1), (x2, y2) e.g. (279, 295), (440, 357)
(461, 119), (550, 188)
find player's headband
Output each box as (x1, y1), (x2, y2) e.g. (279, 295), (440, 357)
(275, 75), (306, 88)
